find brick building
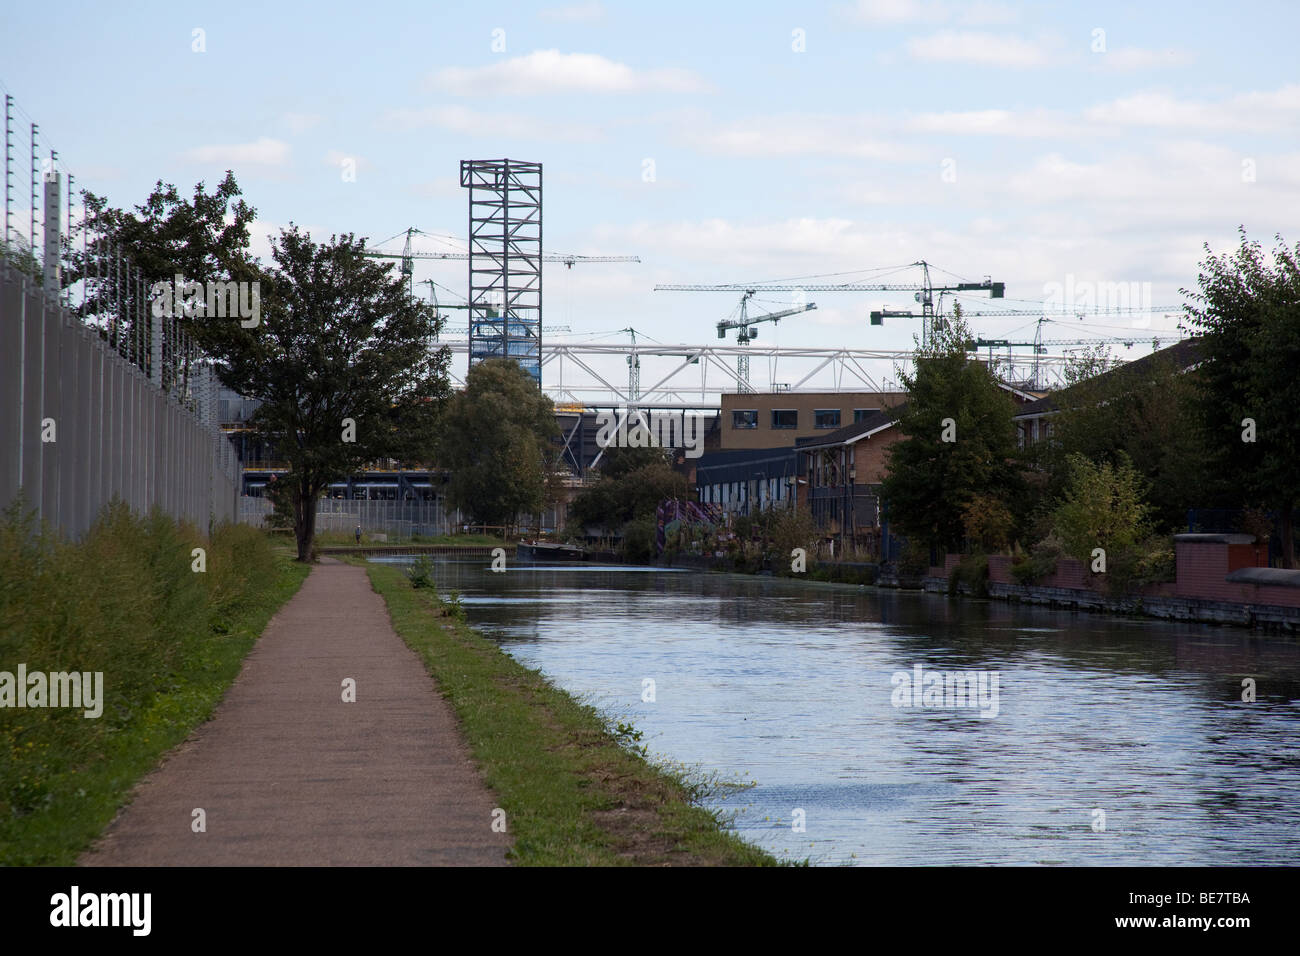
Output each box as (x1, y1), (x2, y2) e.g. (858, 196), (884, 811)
(719, 390), (907, 450)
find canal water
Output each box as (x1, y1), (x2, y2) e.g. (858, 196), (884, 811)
(374, 556), (1300, 865)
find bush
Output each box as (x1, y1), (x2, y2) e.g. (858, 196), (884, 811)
(1051, 454), (1151, 565)
(1102, 535), (1176, 596)
(962, 493), (1015, 552)
(1011, 534), (1063, 585)
(619, 516), (658, 564)
(897, 539), (930, 576)
(405, 554), (435, 589)
(948, 553), (989, 596)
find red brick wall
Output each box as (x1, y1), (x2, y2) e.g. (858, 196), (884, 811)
(1177, 541), (1250, 602)
(1046, 557), (1091, 591)
(1252, 584), (1300, 607)
(1227, 543), (1268, 573)
(854, 430), (903, 485)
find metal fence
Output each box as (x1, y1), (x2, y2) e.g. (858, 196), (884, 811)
(0, 91), (238, 537)
(238, 496), (463, 541)
(0, 264), (239, 537)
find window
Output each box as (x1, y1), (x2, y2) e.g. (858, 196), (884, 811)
(732, 409), (758, 429)
(815, 409), (841, 429)
(771, 409), (798, 429)
(854, 408), (879, 423)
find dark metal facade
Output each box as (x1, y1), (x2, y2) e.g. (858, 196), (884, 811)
(459, 159), (543, 383)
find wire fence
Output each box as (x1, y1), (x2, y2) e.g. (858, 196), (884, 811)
(0, 90), (238, 537)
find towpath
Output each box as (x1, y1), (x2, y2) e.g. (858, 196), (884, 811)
(82, 560), (511, 866)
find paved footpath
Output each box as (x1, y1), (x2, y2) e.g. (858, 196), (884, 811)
(82, 561), (511, 866)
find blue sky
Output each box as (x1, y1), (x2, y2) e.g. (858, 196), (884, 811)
(4, 0), (1298, 393)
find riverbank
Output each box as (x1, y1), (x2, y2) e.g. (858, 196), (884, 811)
(361, 559), (782, 865)
(0, 504), (309, 864)
(924, 575), (1300, 630)
(660, 544), (1300, 632)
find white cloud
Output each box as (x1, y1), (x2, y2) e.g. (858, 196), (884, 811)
(1084, 85), (1300, 131)
(246, 219), (284, 264)
(901, 84), (1300, 138)
(429, 49), (709, 95)
(539, 1), (604, 22)
(380, 105), (603, 142)
(180, 137), (290, 167)
(906, 107), (1094, 138)
(906, 31), (1054, 67)
(1001, 143), (1300, 232)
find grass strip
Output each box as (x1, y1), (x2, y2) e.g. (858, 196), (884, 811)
(363, 560), (780, 866)
(1, 506), (310, 865)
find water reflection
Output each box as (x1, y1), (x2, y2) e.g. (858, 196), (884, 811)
(372, 556), (1300, 865)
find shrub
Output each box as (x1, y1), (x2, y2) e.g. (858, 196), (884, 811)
(405, 554), (435, 589)
(948, 552), (989, 596)
(897, 539), (930, 576)
(1051, 454), (1151, 564)
(961, 493), (1015, 552)
(1102, 534), (1176, 596)
(620, 516), (658, 564)
(1011, 534), (1063, 585)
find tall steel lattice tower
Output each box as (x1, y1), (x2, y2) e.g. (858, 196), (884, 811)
(459, 159), (543, 384)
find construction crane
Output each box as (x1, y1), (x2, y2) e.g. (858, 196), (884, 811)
(715, 293), (818, 386)
(962, 316), (1187, 390)
(367, 227), (640, 298)
(657, 260), (1003, 347)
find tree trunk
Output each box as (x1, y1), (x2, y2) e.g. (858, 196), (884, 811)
(1281, 505), (1295, 570)
(294, 480), (318, 562)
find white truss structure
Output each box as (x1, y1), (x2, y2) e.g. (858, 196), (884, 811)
(437, 339), (1074, 407)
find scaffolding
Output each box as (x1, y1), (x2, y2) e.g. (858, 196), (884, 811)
(459, 159), (543, 383)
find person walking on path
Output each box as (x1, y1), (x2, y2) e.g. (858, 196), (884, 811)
(355, 524), (362, 545)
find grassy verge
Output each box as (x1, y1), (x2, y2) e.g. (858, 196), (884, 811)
(363, 560), (780, 866)
(0, 500), (309, 864)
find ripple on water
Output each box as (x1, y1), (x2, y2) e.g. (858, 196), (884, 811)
(403, 555), (1300, 865)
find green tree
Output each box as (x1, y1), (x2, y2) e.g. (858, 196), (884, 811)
(73, 173), (258, 382)
(1051, 453), (1151, 563)
(568, 446), (688, 537)
(1061, 342), (1118, 386)
(879, 307), (1022, 554)
(1183, 229), (1300, 565)
(1046, 345), (1205, 532)
(204, 225), (450, 561)
(438, 358), (559, 530)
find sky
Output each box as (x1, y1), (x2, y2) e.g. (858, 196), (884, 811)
(3, 0), (1298, 397)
